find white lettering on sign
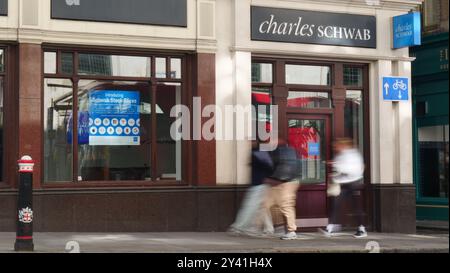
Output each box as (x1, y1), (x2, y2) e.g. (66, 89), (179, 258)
(258, 15), (372, 41)
(395, 22), (413, 38)
(65, 0), (80, 6)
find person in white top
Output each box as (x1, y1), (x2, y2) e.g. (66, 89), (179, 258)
(320, 138), (367, 238)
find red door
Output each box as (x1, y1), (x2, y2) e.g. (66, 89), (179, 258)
(287, 114), (331, 229)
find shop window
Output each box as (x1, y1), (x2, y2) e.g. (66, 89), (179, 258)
(43, 78), (73, 182)
(0, 75), (3, 181)
(252, 63), (273, 83)
(43, 50), (184, 183)
(418, 125), (449, 198)
(251, 87), (273, 140)
(345, 90), (364, 154)
(156, 83), (182, 180)
(78, 54), (151, 78)
(423, 0), (440, 31)
(0, 49), (4, 73)
(170, 58), (182, 79)
(285, 64), (330, 85)
(155, 57), (166, 78)
(416, 101), (428, 117)
(61, 52), (74, 75)
(287, 91), (331, 108)
(0, 48), (5, 182)
(344, 67), (363, 87)
(288, 118), (326, 184)
(44, 52), (57, 74)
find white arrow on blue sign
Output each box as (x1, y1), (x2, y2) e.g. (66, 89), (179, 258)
(382, 76), (409, 101)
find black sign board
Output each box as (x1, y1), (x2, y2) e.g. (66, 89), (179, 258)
(251, 6), (377, 48)
(0, 0), (7, 16)
(51, 0), (187, 27)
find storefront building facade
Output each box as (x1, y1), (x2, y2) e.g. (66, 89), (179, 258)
(411, 0), (448, 221)
(1, 0), (421, 233)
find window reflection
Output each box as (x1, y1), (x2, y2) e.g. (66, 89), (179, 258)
(43, 78), (73, 182)
(288, 91), (331, 108)
(418, 125), (449, 198)
(61, 52), (74, 75)
(344, 67), (363, 87)
(44, 52), (57, 74)
(0, 77), (3, 180)
(345, 90), (364, 154)
(78, 54), (151, 77)
(252, 63), (273, 83)
(0, 49), (4, 73)
(77, 80), (152, 181)
(155, 58), (166, 78)
(156, 83), (182, 180)
(252, 87), (272, 140)
(286, 65), (330, 85)
(288, 119), (326, 184)
(170, 58), (182, 79)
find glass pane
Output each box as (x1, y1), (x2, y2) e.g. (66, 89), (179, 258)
(78, 54), (151, 77)
(0, 49), (4, 73)
(156, 83), (182, 180)
(61, 52), (74, 75)
(0, 78), (3, 180)
(44, 52), (57, 74)
(170, 58), (182, 79)
(344, 67), (363, 87)
(43, 78), (73, 182)
(424, 0), (440, 28)
(252, 87), (272, 140)
(418, 125), (449, 198)
(155, 57), (167, 78)
(286, 65), (330, 85)
(288, 119), (326, 184)
(345, 90), (364, 154)
(77, 80), (152, 181)
(287, 91), (331, 108)
(252, 63), (273, 83)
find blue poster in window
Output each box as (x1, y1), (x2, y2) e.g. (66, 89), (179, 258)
(88, 90), (140, 146)
(67, 111), (90, 145)
(308, 142), (320, 156)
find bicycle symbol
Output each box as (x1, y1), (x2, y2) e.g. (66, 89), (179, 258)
(392, 79), (407, 91)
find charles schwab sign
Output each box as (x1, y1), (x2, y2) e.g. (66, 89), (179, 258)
(51, 0), (187, 27)
(251, 6), (377, 48)
(392, 12), (421, 49)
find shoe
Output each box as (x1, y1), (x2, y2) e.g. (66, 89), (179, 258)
(281, 231), (297, 240)
(353, 226), (368, 238)
(227, 227), (241, 236)
(318, 227), (332, 237)
(318, 224), (340, 237)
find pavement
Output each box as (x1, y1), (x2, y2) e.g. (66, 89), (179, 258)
(417, 220), (449, 231)
(0, 230), (448, 253)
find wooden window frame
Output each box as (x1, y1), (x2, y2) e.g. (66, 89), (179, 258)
(41, 45), (191, 188)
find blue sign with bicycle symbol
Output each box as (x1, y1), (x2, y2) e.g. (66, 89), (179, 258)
(382, 77), (409, 101)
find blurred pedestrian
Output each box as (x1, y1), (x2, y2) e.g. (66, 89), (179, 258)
(320, 138), (367, 238)
(264, 139), (300, 240)
(228, 141), (274, 236)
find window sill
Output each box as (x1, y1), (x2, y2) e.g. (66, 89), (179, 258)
(41, 180), (187, 189)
